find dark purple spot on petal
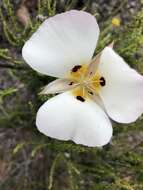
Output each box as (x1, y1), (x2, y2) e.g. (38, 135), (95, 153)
(76, 96), (85, 102)
(71, 65), (82, 72)
(100, 77), (106, 86)
(69, 82), (74, 85)
(88, 91), (93, 95)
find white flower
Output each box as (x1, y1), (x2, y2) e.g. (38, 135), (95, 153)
(22, 10), (143, 147)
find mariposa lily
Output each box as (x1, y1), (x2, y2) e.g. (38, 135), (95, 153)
(22, 10), (143, 147)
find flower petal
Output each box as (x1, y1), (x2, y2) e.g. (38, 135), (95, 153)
(36, 92), (112, 147)
(40, 79), (79, 94)
(85, 42), (114, 78)
(86, 53), (101, 78)
(86, 88), (105, 110)
(22, 10), (99, 78)
(98, 47), (143, 123)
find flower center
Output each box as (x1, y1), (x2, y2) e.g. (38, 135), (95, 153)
(68, 64), (106, 102)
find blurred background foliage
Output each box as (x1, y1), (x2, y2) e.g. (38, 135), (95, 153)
(0, 0), (143, 189)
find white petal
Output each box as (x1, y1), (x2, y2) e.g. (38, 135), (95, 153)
(22, 10), (99, 78)
(85, 42), (114, 78)
(36, 92), (112, 147)
(86, 89), (105, 111)
(98, 47), (143, 123)
(40, 79), (79, 94)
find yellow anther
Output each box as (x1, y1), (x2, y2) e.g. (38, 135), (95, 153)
(72, 86), (87, 99)
(88, 72), (101, 93)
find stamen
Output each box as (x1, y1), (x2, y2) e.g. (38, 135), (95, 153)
(82, 86), (85, 97)
(68, 64), (106, 98)
(90, 80), (100, 84)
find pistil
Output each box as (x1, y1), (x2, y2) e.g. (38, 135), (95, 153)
(69, 64), (106, 102)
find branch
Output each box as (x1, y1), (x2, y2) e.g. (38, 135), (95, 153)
(0, 60), (28, 70)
